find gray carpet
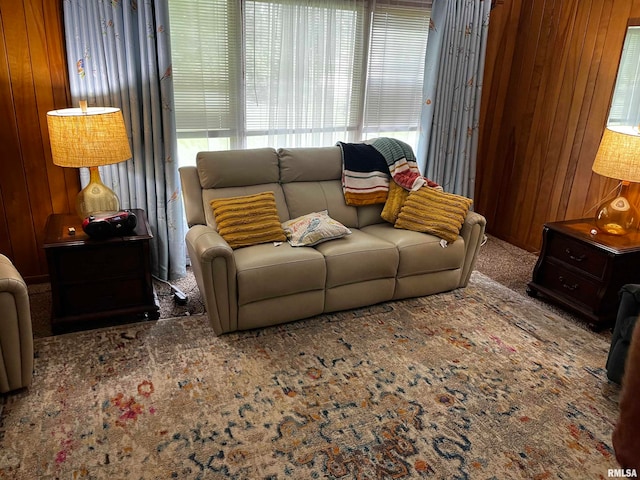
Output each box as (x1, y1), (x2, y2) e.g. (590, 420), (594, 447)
(26, 234), (602, 338)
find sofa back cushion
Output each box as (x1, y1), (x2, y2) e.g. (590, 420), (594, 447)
(278, 147), (342, 182)
(197, 148), (279, 188)
(279, 147), (359, 228)
(195, 148), (289, 229)
(357, 204), (385, 228)
(282, 181), (358, 228)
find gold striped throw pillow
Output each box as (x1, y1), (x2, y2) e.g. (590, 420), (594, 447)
(394, 187), (472, 243)
(380, 180), (410, 224)
(210, 191), (287, 249)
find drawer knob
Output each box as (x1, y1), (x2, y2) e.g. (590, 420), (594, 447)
(558, 276), (578, 291)
(565, 248), (586, 262)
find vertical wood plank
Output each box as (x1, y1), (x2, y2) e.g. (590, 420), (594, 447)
(25, 0), (74, 215)
(0, 193), (9, 256)
(476, 0), (524, 229)
(0, 0), (77, 279)
(491, 0), (552, 242)
(42, 0), (77, 213)
(510, 0), (566, 241)
(0, 1), (40, 273)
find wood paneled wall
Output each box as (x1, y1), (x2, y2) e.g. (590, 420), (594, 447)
(476, 0), (640, 252)
(0, 0), (78, 281)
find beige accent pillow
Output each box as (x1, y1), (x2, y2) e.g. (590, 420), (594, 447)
(282, 211), (351, 247)
(210, 191), (287, 249)
(394, 187), (472, 243)
(381, 181), (410, 224)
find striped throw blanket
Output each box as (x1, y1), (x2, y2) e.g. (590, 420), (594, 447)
(338, 138), (439, 206)
(371, 137), (439, 191)
(338, 142), (390, 206)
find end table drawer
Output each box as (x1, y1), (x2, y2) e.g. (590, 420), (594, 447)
(538, 262), (601, 308)
(54, 244), (145, 281)
(546, 235), (607, 278)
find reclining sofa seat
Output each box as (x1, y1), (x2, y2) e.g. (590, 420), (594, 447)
(180, 146), (486, 335)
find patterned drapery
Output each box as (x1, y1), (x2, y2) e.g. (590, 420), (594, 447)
(62, 0), (185, 280)
(416, 0), (492, 198)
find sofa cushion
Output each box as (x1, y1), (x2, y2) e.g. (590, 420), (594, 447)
(282, 211), (352, 247)
(395, 187), (472, 243)
(234, 243), (326, 305)
(278, 146), (342, 182)
(357, 203), (386, 228)
(282, 181), (359, 228)
(197, 148), (279, 188)
(314, 229), (398, 288)
(210, 192), (287, 249)
(361, 223), (465, 277)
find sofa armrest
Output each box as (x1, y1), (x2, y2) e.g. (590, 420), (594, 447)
(179, 166), (206, 227)
(458, 210), (487, 287)
(0, 254), (33, 393)
(185, 226), (238, 335)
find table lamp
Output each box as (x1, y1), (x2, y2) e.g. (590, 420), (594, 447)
(591, 126), (640, 235)
(47, 101), (132, 219)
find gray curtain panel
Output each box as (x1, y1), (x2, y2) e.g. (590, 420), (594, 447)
(62, 0), (185, 280)
(416, 0), (491, 198)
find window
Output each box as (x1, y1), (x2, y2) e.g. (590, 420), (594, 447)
(243, 0), (365, 148)
(608, 26), (640, 127)
(169, 0), (431, 166)
(362, 2), (431, 145)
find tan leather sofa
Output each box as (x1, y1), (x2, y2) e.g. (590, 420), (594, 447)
(180, 146), (486, 335)
(0, 254), (33, 393)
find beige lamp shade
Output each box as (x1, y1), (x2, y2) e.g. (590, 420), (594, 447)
(592, 126), (640, 182)
(46, 107), (132, 167)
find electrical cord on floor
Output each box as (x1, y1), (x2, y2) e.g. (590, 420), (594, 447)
(152, 275), (188, 305)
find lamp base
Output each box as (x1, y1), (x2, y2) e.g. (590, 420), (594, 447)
(595, 183), (638, 235)
(76, 166), (120, 219)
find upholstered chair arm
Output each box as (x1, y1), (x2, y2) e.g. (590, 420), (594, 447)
(458, 210), (487, 287)
(0, 254), (33, 393)
(185, 226), (238, 335)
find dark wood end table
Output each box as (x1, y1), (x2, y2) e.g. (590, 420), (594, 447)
(43, 208), (160, 334)
(527, 218), (640, 329)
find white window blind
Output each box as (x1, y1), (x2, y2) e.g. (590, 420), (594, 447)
(168, 0), (241, 135)
(169, 0), (431, 164)
(364, 1), (430, 135)
(243, 0), (366, 147)
(609, 26), (640, 127)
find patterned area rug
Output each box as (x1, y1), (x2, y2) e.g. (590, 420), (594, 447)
(0, 272), (620, 479)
